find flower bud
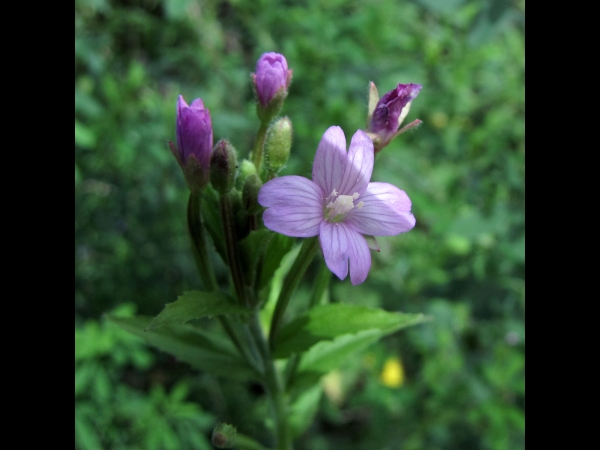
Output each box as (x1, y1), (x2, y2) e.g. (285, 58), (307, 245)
(264, 117), (292, 174)
(239, 159), (257, 181)
(169, 95), (213, 190)
(210, 140), (238, 194)
(211, 422), (237, 449)
(252, 52), (293, 121)
(367, 83), (422, 152)
(243, 174), (262, 215)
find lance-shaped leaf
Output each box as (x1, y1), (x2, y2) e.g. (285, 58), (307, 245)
(274, 304), (429, 358)
(109, 316), (258, 381)
(146, 291), (251, 330)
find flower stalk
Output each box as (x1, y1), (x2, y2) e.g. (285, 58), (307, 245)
(269, 236), (320, 349)
(249, 313), (292, 450)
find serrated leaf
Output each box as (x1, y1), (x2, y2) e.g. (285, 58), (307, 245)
(274, 304), (429, 358)
(108, 316), (258, 381)
(146, 291), (251, 330)
(299, 329), (383, 373)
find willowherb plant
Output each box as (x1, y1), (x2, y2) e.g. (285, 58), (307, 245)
(111, 52), (428, 450)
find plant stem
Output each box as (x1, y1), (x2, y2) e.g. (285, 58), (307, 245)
(284, 261), (331, 388)
(249, 314), (292, 450)
(188, 191), (259, 372)
(220, 192), (249, 306)
(251, 121), (269, 175)
(268, 237), (320, 350)
(187, 191), (218, 291)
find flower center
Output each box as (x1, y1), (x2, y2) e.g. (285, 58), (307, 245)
(324, 190), (364, 222)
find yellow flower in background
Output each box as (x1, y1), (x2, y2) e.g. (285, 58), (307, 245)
(380, 357), (405, 388)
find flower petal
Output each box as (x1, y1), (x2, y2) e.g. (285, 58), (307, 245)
(258, 175), (324, 208)
(259, 176), (324, 237)
(263, 207), (322, 237)
(312, 126), (347, 196)
(336, 130), (374, 196)
(319, 222), (371, 285)
(348, 182), (416, 236)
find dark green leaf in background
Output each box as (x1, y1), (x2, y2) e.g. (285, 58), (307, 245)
(274, 304), (430, 358)
(146, 290), (251, 330)
(109, 316), (258, 381)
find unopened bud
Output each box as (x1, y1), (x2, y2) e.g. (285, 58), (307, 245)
(210, 140), (238, 194)
(211, 422), (237, 449)
(252, 52), (293, 122)
(264, 117), (292, 174)
(243, 174), (262, 215)
(239, 159), (257, 180)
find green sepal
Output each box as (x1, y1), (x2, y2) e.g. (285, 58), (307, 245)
(212, 423), (237, 448)
(256, 87), (287, 123)
(273, 304), (430, 358)
(108, 316), (259, 381)
(146, 291), (252, 331)
(366, 81), (380, 125)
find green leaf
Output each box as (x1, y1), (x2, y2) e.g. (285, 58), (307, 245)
(274, 304), (429, 358)
(289, 383), (322, 438)
(239, 229), (272, 287)
(258, 232), (294, 290)
(146, 291), (251, 330)
(108, 316), (258, 381)
(298, 329), (383, 373)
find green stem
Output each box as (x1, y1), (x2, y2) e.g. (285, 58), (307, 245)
(251, 121), (269, 175)
(249, 314), (292, 450)
(269, 237), (320, 350)
(220, 192), (249, 306)
(188, 191), (259, 372)
(284, 261), (331, 388)
(187, 191), (218, 291)
(308, 261), (332, 308)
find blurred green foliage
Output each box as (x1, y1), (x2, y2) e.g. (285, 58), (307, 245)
(75, 0), (524, 448)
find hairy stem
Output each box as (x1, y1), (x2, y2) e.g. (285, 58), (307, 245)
(220, 192), (249, 306)
(251, 121), (269, 175)
(249, 314), (292, 450)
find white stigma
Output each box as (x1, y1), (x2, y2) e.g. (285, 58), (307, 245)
(325, 192), (361, 221)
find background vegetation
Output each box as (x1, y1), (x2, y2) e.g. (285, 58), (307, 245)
(75, 0), (525, 448)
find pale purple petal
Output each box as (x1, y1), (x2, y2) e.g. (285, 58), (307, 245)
(258, 176), (324, 237)
(258, 175), (324, 208)
(336, 130), (374, 196)
(345, 225), (372, 285)
(319, 222), (372, 285)
(312, 126), (347, 196)
(348, 182), (416, 236)
(263, 207), (322, 237)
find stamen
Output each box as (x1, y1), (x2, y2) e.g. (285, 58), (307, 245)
(356, 201), (364, 209)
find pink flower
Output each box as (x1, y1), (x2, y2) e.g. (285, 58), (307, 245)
(258, 126), (416, 285)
